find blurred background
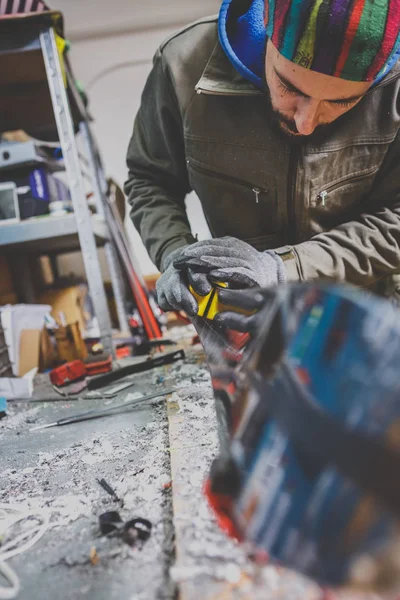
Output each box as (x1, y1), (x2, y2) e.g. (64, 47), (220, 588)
(54, 0), (220, 276)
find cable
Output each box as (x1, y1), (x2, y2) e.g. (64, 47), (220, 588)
(0, 504), (51, 600)
(86, 59), (152, 92)
(0, 562), (19, 600)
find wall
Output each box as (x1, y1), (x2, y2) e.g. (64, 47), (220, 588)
(55, 1), (216, 277)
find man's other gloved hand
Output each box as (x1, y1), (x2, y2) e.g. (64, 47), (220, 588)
(173, 237), (287, 288)
(213, 287), (275, 332)
(155, 246), (212, 316)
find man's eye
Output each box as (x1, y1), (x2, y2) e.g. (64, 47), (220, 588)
(277, 80), (296, 96)
(331, 99), (355, 108)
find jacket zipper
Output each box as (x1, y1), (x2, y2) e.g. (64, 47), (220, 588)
(287, 149), (298, 244)
(187, 159), (266, 204)
(195, 86), (262, 97)
(314, 165), (380, 207)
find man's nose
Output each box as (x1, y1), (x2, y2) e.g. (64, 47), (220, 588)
(294, 98), (320, 135)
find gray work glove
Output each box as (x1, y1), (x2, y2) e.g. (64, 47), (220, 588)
(213, 287), (273, 332)
(156, 246), (212, 316)
(173, 237), (287, 288)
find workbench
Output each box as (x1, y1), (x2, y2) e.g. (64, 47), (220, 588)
(0, 336), (384, 600)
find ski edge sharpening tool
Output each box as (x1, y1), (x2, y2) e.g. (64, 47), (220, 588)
(189, 282), (255, 321)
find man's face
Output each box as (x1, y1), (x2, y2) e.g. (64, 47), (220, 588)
(264, 40), (371, 138)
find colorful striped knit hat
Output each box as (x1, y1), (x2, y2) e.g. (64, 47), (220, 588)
(219, 0), (400, 84)
(266, 0), (400, 81)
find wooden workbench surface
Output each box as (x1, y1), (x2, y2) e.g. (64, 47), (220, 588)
(0, 336), (388, 600)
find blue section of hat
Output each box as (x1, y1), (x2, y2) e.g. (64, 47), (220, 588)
(218, 0), (266, 90)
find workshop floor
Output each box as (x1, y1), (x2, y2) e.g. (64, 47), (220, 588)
(0, 330), (388, 600)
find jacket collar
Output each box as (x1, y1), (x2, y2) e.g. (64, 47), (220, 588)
(196, 41), (261, 96)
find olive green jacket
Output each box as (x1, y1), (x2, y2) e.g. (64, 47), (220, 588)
(125, 17), (400, 295)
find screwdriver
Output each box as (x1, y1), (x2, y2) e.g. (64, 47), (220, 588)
(30, 388), (175, 432)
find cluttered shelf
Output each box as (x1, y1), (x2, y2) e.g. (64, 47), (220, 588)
(0, 213), (109, 253)
(0, 10), (129, 351)
(0, 12), (89, 139)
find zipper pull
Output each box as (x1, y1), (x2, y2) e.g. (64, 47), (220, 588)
(317, 190), (328, 207)
(253, 187), (260, 204)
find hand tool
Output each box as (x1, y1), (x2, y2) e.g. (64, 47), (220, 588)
(97, 478), (121, 504)
(84, 353), (112, 376)
(122, 518), (152, 546)
(99, 511), (152, 546)
(50, 360), (87, 386)
(30, 388), (175, 431)
(99, 511), (123, 535)
(87, 349), (185, 391)
(189, 282), (254, 321)
(50, 354), (113, 387)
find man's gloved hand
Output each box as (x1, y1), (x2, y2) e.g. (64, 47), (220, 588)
(155, 246), (212, 316)
(213, 287), (274, 332)
(173, 237), (287, 288)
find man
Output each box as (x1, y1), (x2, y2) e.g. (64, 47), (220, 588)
(125, 0), (400, 323)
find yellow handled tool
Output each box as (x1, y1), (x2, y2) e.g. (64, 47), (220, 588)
(189, 282), (254, 321)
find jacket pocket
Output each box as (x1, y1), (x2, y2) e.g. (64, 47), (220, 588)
(310, 166), (380, 211)
(308, 165), (381, 230)
(186, 159), (279, 239)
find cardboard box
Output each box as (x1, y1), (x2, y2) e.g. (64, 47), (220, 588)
(18, 329), (41, 377)
(17, 328), (57, 376)
(38, 286), (88, 332)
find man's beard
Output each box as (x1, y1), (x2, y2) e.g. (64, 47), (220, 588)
(262, 74), (333, 144)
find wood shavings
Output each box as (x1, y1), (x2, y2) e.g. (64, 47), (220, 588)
(89, 547), (99, 566)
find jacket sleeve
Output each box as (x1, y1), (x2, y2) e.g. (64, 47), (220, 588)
(285, 131), (400, 288)
(124, 49), (196, 272)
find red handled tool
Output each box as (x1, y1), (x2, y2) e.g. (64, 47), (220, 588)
(50, 360), (87, 386)
(50, 354), (112, 387)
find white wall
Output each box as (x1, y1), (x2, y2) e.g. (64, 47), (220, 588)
(55, 1), (215, 276)
(56, 0), (220, 42)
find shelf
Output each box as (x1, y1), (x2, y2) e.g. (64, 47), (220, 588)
(0, 214), (109, 254)
(0, 14), (127, 350)
(0, 13), (90, 139)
